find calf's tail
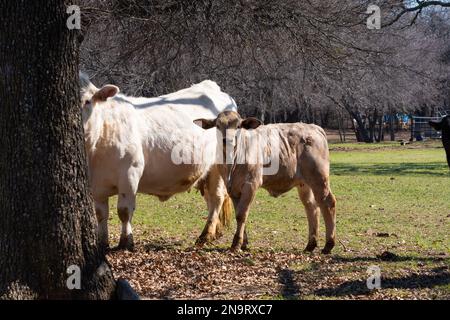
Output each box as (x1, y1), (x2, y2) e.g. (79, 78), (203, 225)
(217, 194), (233, 235)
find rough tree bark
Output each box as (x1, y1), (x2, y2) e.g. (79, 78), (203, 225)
(0, 0), (116, 299)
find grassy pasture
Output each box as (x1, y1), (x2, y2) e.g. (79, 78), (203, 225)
(107, 140), (449, 299)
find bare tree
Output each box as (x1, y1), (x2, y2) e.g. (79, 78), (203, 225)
(79, 0), (450, 142)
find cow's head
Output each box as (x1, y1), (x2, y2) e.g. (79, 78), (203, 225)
(429, 115), (450, 134)
(79, 71), (119, 111)
(194, 111), (262, 150)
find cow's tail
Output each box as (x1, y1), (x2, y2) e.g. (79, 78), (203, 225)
(216, 194), (233, 236)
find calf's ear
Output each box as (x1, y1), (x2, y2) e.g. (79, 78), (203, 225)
(92, 84), (120, 102)
(429, 120), (443, 131)
(240, 117), (263, 129)
(194, 118), (216, 129)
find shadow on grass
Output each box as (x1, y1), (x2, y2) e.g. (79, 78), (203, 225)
(332, 162), (448, 176)
(142, 238), (184, 251)
(314, 270), (450, 297)
(279, 269), (300, 299)
(331, 255), (449, 263)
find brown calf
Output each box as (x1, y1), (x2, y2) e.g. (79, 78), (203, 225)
(195, 111), (337, 254)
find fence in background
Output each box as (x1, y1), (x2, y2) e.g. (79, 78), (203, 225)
(410, 109), (449, 140)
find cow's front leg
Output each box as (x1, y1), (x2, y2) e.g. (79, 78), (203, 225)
(117, 192), (137, 251)
(231, 184), (256, 252)
(94, 198), (110, 250)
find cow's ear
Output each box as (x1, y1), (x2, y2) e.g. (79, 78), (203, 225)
(92, 85), (119, 102)
(240, 117), (262, 130)
(429, 120), (443, 131)
(193, 118), (216, 129)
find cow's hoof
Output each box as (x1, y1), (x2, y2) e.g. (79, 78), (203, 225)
(321, 239), (335, 254)
(303, 239), (318, 253)
(100, 243), (111, 253)
(118, 234), (134, 251)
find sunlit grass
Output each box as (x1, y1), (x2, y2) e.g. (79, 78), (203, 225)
(108, 141), (449, 254)
(107, 141), (449, 299)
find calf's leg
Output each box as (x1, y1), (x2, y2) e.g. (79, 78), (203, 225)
(231, 183), (256, 251)
(196, 169), (228, 247)
(311, 182), (336, 254)
(297, 184), (320, 252)
(241, 229), (249, 251)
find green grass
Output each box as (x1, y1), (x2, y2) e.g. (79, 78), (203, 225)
(107, 141), (450, 299)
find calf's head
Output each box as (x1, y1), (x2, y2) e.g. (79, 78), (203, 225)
(194, 111), (262, 152)
(194, 111), (263, 190)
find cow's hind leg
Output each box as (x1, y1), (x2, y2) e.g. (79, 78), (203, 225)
(95, 197), (110, 249)
(297, 184), (320, 253)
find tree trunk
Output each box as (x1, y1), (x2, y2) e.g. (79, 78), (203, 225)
(368, 109), (377, 143)
(353, 112), (371, 143)
(376, 114), (384, 142)
(0, 0), (116, 299)
(389, 113), (396, 141)
(337, 111), (346, 142)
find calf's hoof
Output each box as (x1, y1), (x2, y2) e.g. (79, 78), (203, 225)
(303, 239), (318, 253)
(215, 230), (224, 240)
(100, 243), (111, 253)
(230, 237), (243, 252)
(321, 239), (335, 254)
(230, 245), (241, 253)
(195, 237), (207, 248)
(195, 232), (215, 248)
(118, 234), (135, 251)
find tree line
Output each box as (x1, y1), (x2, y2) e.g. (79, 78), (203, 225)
(80, 0), (450, 142)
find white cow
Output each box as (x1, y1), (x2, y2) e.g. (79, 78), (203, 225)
(79, 73), (236, 250)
